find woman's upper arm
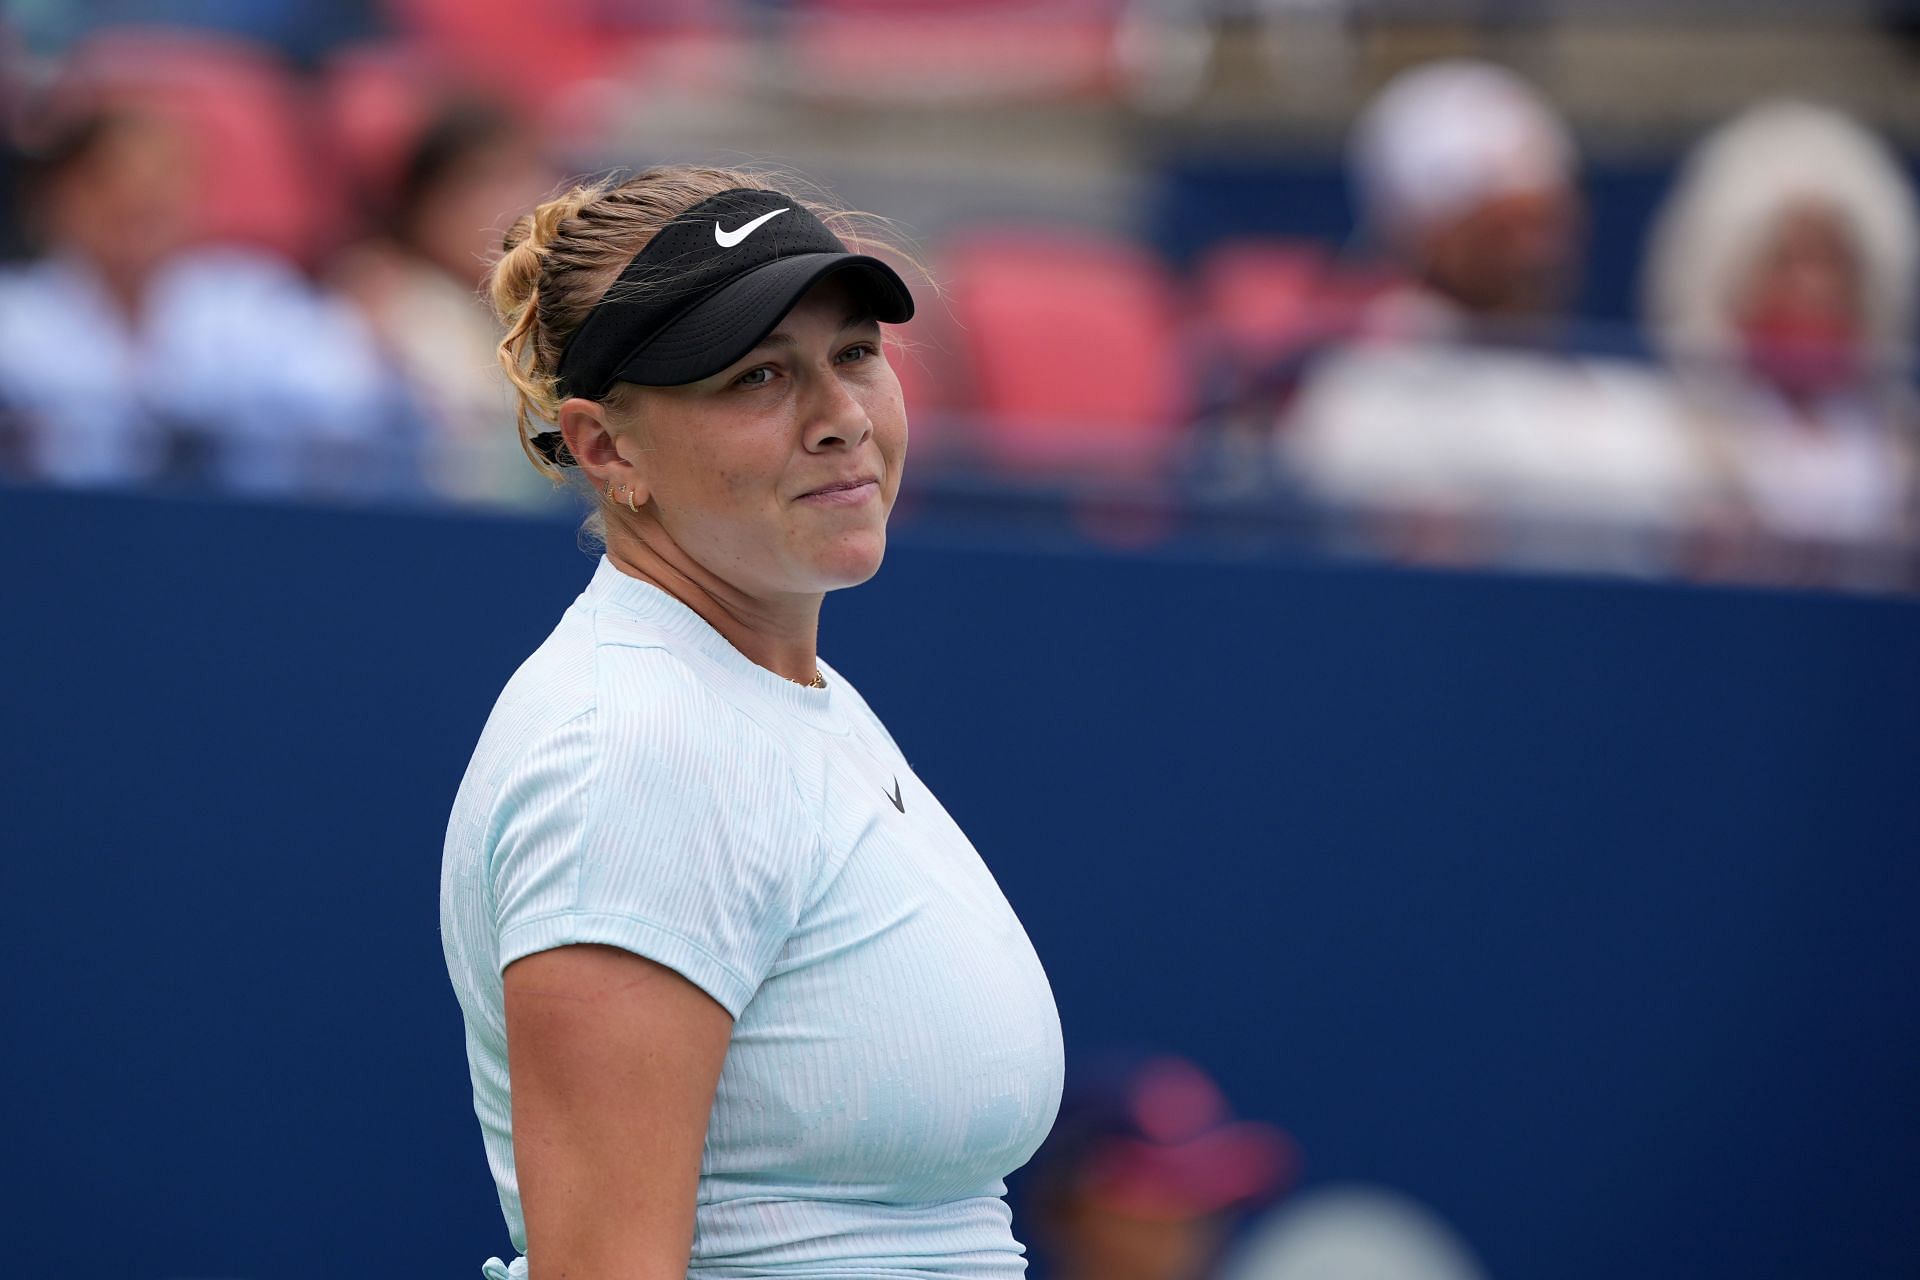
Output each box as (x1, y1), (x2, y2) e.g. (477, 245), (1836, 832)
(504, 942), (733, 1280)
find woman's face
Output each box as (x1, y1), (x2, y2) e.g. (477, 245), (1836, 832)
(1423, 183), (1581, 318)
(1737, 201), (1865, 396)
(618, 274), (907, 598)
(413, 135), (555, 285)
(48, 114), (195, 283)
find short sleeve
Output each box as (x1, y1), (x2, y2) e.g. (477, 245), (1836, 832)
(486, 648), (824, 1016)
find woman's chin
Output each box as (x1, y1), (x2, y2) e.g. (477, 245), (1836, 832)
(807, 530), (888, 591)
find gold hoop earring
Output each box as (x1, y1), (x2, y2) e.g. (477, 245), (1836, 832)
(627, 487), (638, 514)
(604, 477), (615, 502)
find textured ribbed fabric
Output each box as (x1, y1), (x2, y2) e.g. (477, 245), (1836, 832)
(441, 557), (1064, 1279)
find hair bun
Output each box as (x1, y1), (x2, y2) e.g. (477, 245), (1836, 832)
(490, 182), (605, 326)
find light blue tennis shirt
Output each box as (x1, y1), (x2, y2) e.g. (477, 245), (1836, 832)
(440, 558), (1065, 1279)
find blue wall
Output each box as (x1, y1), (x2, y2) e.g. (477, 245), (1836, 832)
(6, 487), (1918, 1278)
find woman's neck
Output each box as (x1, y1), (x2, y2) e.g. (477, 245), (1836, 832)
(604, 532), (824, 687)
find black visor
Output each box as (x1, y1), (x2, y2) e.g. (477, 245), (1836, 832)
(544, 187), (914, 446)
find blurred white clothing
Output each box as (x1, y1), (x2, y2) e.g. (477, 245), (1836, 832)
(1280, 344), (1716, 568)
(1707, 389), (1909, 546)
(1217, 1185), (1488, 1280)
(0, 248), (397, 494)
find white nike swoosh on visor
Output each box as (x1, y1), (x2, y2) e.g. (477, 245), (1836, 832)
(715, 208), (790, 247)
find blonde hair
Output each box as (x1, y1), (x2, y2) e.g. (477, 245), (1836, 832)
(487, 164), (917, 488)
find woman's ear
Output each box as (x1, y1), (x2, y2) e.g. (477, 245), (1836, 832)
(560, 397), (649, 503)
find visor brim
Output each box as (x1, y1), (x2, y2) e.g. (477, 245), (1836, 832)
(608, 252), (915, 388)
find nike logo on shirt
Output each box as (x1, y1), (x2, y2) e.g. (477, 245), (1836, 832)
(715, 208), (789, 247)
(887, 777), (905, 813)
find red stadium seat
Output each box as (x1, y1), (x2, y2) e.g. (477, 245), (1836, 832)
(317, 43), (441, 214)
(381, 0), (610, 112)
(1194, 238), (1331, 363)
(380, 0), (743, 118)
(940, 228), (1190, 474)
(60, 27), (338, 264)
(786, 0), (1122, 104)
(886, 321), (944, 455)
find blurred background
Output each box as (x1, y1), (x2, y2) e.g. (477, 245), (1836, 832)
(3, 2), (1918, 1278)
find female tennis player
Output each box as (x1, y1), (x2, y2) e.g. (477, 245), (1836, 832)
(438, 166), (1065, 1280)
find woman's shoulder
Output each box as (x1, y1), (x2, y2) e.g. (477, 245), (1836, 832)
(593, 635), (779, 753)
(491, 598), (765, 750)
(461, 605), (806, 833)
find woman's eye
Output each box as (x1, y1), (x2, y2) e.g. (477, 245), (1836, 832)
(735, 366), (775, 388)
(837, 343), (876, 364)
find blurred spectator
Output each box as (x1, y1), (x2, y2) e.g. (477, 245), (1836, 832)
(1023, 1053), (1294, 1280)
(331, 101), (559, 510)
(1275, 62), (1713, 573)
(0, 107), (404, 495)
(1348, 59), (1583, 343)
(1643, 100), (1919, 580)
(1215, 1186), (1489, 1280)
(1279, 343), (1714, 573)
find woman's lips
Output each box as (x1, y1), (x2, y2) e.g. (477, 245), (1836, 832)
(797, 478), (880, 506)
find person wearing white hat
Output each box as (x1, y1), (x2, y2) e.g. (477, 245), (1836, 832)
(1642, 99), (1918, 578)
(1348, 58), (1583, 341)
(1277, 61), (1714, 571)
